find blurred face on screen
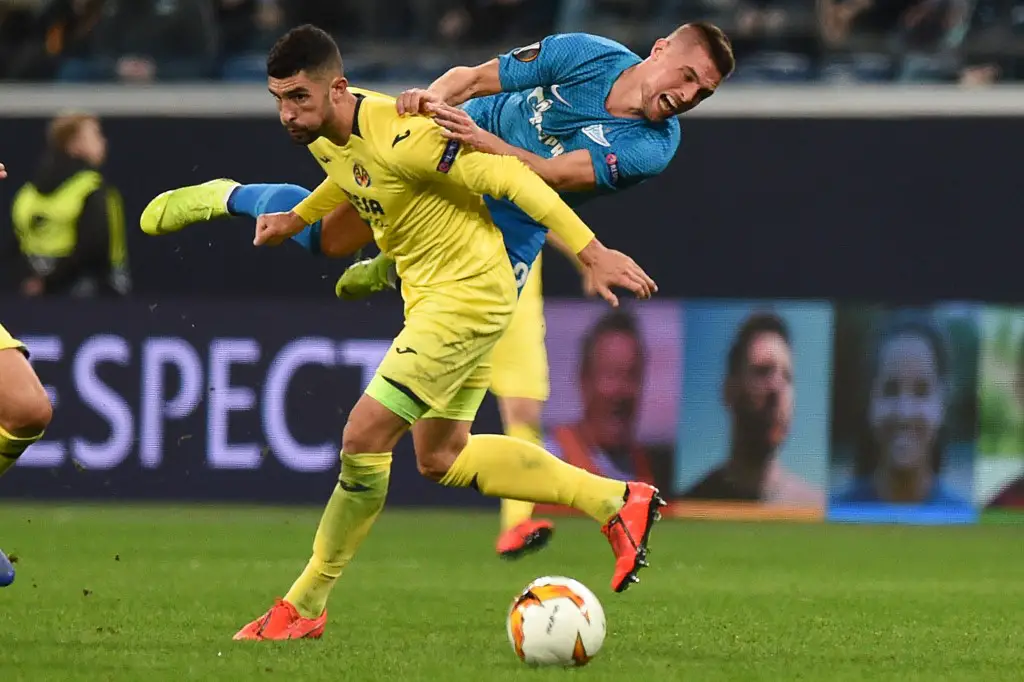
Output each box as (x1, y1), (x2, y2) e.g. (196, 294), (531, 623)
(869, 334), (945, 472)
(581, 331), (643, 450)
(730, 331), (793, 452)
(268, 70), (342, 145)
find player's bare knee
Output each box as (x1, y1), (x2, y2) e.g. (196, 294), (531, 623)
(0, 354), (53, 437)
(2, 390), (52, 438)
(415, 431), (468, 482)
(341, 419), (382, 456)
(341, 394), (409, 455)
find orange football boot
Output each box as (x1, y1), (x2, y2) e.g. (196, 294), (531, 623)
(233, 599), (327, 641)
(496, 518), (555, 560)
(601, 482), (666, 593)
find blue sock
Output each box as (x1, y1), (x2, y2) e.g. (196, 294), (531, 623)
(227, 183), (323, 255)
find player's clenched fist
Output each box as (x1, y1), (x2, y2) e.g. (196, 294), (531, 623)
(577, 240), (657, 307)
(0, 163), (7, 180)
(254, 211), (306, 246)
(396, 88), (444, 116)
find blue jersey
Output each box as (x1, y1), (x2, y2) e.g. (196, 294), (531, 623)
(463, 33), (681, 290)
(834, 477), (970, 508)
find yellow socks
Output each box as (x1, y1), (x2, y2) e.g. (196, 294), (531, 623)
(0, 424), (45, 479)
(285, 452), (391, 619)
(499, 423), (544, 531)
(441, 434), (626, 524)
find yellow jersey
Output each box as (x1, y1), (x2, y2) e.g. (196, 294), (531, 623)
(292, 89), (595, 290)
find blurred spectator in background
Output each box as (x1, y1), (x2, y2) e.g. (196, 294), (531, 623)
(218, 0), (282, 56)
(59, 0), (219, 82)
(682, 313), (824, 506)
(2, 0), (105, 81)
(3, 0), (1022, 83)
(818, 0), (975, 82)
(10, 113), (130, 298)
(833, 320), (967, 505)
(0, 0), (43, 78)
(546, 311), (661, 485)
(438, 0), (558, 45)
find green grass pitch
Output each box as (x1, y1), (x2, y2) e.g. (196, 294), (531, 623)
(0, 504), (1021, 681)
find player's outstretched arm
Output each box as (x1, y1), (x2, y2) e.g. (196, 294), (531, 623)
(397, 34), (583, 114)
(389, 123), (656, 306)
(396, 59), (501, 115)
(427, 103), (595, 192)
(255, 178), (349, 247)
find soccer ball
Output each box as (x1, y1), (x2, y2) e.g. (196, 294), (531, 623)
(506, 576), (606, 667)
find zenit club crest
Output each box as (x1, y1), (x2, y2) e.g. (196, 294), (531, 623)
(353, 164), (371, 187)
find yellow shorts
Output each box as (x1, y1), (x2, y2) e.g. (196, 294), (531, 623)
(489, 254), (549, 401)
(0, 324), (27, 356)
(374, 259), (517, 422)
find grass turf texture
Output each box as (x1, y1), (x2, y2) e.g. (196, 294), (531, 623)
(0, 504), (1020, 681)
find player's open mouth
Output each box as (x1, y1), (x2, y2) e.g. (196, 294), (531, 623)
(659, 94), (680, 115)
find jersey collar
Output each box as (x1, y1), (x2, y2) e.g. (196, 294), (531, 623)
(351, 93), (365, 138)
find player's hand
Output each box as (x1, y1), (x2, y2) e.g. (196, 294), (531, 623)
(577, 240), (657, 307)
(254, 211), (306, 247)
(396, 88), (444, 116)
(0, 163), (7, 180)
(427, 103), (503, 154)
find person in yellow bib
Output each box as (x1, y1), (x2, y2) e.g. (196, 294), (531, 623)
(142, 25), (666, 641)
(10, 113), (129, 298)
(0, 164), (55, 586)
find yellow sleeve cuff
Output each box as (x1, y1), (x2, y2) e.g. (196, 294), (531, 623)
(292, 202), (323, 225)
(293, 178), (348, 224)
(537, 200), (595, 254)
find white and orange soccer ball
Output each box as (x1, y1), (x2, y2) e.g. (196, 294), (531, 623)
(506, 576), (607, 667)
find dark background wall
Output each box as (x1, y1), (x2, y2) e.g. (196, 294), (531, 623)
(2, 116), (1021, 303)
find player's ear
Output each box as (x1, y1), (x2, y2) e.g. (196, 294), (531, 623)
(329, 76), (349, 102)
(650, 38), (669, 59)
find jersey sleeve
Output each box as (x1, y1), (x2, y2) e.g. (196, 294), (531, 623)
(293, 177), (349, 224)
(497, 34), (595, 91)
(585, 127), (680, 192)
(386, 117), (596, 253)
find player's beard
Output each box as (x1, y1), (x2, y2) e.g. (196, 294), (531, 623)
(286, 125), (318, 145)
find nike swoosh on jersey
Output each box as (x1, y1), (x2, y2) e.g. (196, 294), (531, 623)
(550, 84), (571, 107)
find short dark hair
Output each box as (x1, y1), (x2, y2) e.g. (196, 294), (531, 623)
(580, 310), (645, 376)
(267, 24), (343, 80)
(727, 313), (790, 377)
(682, 22), (735, 79)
